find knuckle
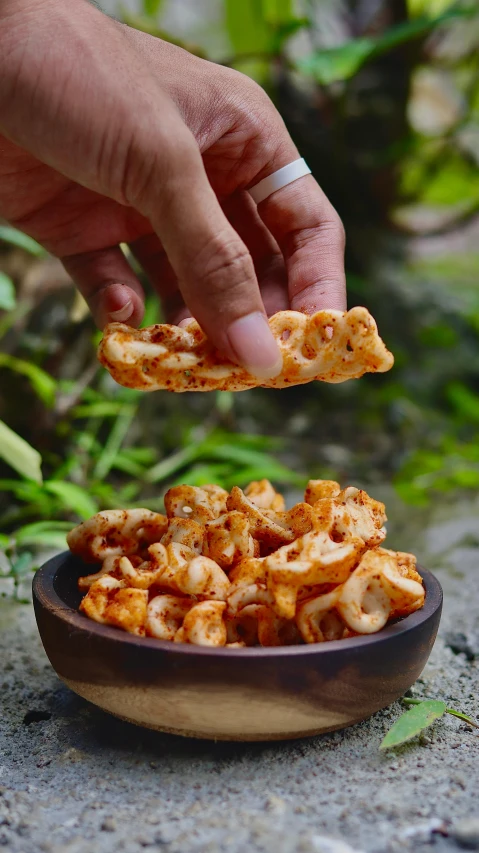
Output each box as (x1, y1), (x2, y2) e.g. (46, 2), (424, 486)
(194, 231), (254, 295)
(290, 211), (346, 258)
(228, 67), (273, 111)
(120, 122), (197, 209)
(226, 70), (288, 143)
(210, 67), (296, 189)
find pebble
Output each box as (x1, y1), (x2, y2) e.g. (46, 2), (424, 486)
(101, 817), (117, 832)
(397, 817), (447, 842)
(454, 818), (479, 849)
(445, 632), (477, 662)
(309, 837), (366, 853)
(264, 795), (286, 813)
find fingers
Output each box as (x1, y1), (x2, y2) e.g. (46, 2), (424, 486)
(221, 191), (289, 317)
(252, 171), (346, 313)
(129, 233), (190, 324)
(133, 131), (282, 379)
(254, 173), (347, 313)
(61, 246), (145, 329)
(131, 192), (289, 329)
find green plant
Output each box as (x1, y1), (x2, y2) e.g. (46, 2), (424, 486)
(380, 697), (479, 750)
(2, 0), (479, 590)
(395, 435), (479, 505)
(0, 420), (43, 483)
(298, 7), (472, 86)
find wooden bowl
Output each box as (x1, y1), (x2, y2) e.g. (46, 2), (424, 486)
(33, 553), (442, 742)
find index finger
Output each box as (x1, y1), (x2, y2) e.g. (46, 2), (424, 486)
(251, 167), (347, 314)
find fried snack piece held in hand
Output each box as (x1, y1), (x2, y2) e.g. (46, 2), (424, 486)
(98, 307), (394, 393)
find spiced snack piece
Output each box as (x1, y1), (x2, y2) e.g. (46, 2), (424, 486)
(98, 307), (394, 393)
(73, 478), (423, 646)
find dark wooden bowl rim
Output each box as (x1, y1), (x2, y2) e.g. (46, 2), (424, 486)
(34, 553), (442, 660)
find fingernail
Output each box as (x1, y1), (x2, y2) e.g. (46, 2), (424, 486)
(109, 300), (133, 322)
(227, 312), (283, 380)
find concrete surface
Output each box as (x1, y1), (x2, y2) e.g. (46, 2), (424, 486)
(1, 490), (478, 853)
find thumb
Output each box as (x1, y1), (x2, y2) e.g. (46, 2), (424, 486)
(126, 119), (282, 380)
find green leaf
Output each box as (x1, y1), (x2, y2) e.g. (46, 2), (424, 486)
(299, 38), (375, 86)
(146, 443), (205, 484)
(225, 0), (273, 55)
(14, 520), (73, 550)
(93, 406), (136, 480)
(446, 382), (479, 424)
(11, 551), (34, 578)
(408, 0), (456, 16)
(142, 0), (164, 16)
(0, 533), (11, 549)
(0, 421), (43, 484)
(216, 391), (234, 415)
(110, 455), (147, 478)
(225, 0), (303, 58)
(298, 9), (471, 85)
(0, 478), (44, 501)
(0, 225), (46, 256)
(402, 697), (479, 729)
(0, 353), (56, 406)
(261, 0), (294, 25)
(17, 531), (68, 550)
(170, 463), (233, 488)
(105, 446), (156, 478)
(0, 272), (16, 311)
(141, 293), (162, 327)
(72, 401), (126, 418)
(417, 323), (458, 348)
(380, 700), (446, 749)
(44, 481), (98, 519)
(120, 447), (156, 464)
(146, 427), (288, 485)
(401, 150), (479, 207)
(223, 465), (302, 489)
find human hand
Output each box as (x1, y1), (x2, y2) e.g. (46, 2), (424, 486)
(0, 0), (346, 378)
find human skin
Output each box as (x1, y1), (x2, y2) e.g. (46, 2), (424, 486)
(0, 0), (346, 378)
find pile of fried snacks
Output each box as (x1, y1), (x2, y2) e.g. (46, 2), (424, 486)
(68, 480), (424, 647)
(98, 306), (394, 393)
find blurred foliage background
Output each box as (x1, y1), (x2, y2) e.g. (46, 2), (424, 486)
(1, 0), (479, 592)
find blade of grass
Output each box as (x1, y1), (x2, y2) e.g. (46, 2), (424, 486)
(0, 302), (31, 340)
(146, 444), (202, 483)
(0, 421), (43, 484)
(445, 709), (479, 728)
(72, 402), (126, 418)
(0, 354), (56, 407)
(205, 443), (302, 481)
(169, 463), (234, 488)
(0, 271), (16, 310)
(93, 405), (135, 480)
(44, 481), (98, 519)
(222, 465), (304, 490)
(0, 225), (46, 256)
